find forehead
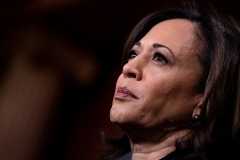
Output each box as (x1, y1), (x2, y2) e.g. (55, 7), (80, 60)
(140, 19), (198, 56)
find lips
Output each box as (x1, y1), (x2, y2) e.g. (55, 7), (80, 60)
(114, 86), (138, 99)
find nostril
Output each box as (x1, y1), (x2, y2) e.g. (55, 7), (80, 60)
(128, 73), (136, 78)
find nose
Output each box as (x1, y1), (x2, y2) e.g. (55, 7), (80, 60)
(122, 58), (142, 80)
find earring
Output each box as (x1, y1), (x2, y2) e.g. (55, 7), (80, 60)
(193, 115), (199, 120)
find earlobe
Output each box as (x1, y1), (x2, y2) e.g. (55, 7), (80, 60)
(192, 106), (201, 118)
(192, 96), (202, 119)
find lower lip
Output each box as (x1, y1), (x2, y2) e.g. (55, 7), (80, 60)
(114, 92), (136, 99)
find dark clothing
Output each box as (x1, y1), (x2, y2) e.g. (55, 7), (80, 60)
(117, 149), (195, 160)
(116, 152), (132, 160)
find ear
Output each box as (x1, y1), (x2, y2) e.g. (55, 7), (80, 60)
(192, 95), (203, 118)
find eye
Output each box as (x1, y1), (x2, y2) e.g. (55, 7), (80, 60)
(153, 52), (168, 63)
(127, 50), (138, 61)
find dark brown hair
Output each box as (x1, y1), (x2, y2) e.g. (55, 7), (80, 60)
(100, 1), (240, 159)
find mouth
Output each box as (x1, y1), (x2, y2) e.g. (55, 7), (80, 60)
(114, 86), (138, 99)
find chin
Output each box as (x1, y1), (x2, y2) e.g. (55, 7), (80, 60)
(110, 106), (129, 125)
(110, 107), (121, 123)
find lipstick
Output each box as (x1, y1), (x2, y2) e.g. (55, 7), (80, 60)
(114, 86), (138, 99)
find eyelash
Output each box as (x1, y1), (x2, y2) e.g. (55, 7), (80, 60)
(127, 50), (168, 64)
(127, 50), (138, 60)
(153, 52), (168, 63)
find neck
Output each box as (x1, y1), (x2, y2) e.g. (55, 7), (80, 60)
(131, 143), (175, 160)
(127, 129), (190, 160)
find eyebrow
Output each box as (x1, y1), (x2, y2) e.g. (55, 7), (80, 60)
(134, 42), (175, 58)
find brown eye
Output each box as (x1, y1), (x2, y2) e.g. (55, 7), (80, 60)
(127, 50), (138, 61)
(153, 52), (168, 63)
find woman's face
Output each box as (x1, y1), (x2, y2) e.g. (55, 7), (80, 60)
(110, 19), (203, 130)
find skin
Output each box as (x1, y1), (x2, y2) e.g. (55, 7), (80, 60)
(110, 19), (203, 160)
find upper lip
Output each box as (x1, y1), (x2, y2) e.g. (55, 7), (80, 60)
(117, 86), (138, 99)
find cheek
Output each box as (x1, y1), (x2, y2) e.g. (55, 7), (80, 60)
(139, 79), (171, 116)
(144, 76), (174, 100)
(146, 75), (200, 118)
(141, 75), (188, 114)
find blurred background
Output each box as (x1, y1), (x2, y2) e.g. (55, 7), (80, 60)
(0, 0), (239, 160)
